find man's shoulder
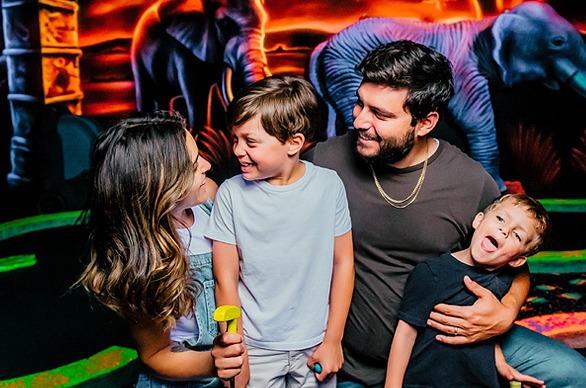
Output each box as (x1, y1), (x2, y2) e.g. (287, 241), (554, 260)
(436, 140), (499, 191)
(439, 140), (489, 173)
(308, 161), (342, 180)
(317, 133), (353, 149)
(303, 133), (353, 167)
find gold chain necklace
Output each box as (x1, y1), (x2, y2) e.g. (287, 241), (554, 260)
(369, 140), (429, 209)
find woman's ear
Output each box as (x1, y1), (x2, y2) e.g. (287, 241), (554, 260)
(287, 133), (306, 156)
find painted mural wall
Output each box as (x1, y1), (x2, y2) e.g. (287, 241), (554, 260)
(1, 0), (585, 210)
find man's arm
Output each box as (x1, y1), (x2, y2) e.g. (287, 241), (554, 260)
(385, 320), (418, 388)
(213, 240), (249, 388)
(129, 318), (244, 380)
(427, 271), (529, 345)
(307, 231), (354, 382)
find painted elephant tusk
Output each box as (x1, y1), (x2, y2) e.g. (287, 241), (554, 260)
(552, 59), (586, 98)
(568, 72), (586, 98)
(221, 66), (235, 105)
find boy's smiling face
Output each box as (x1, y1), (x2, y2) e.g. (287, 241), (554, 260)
(469, 200), (539, 270)
(232, 115), (292, 183)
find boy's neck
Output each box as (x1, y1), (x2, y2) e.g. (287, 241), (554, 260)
(452, 248), (474, 266)
(266, 159), (305, 186)
(451, 248), (503, 271)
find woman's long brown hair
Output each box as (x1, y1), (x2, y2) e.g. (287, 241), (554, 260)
(78, 112), (196, 330)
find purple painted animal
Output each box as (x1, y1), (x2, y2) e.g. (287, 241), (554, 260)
(131, 0), (269, 132)
(309, 2), (586, 191)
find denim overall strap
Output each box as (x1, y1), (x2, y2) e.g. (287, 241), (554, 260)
(184, 251), (219, 348)
(183, 200), (218, 348)
(200, 199), (213, 216)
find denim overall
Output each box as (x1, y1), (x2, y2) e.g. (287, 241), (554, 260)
(137, 201), (221, 388)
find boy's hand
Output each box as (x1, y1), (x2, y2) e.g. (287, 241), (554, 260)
(212, 332), (245, 380)
(307, 339), (344, 382)
(428, 276), (515, 344)
(495, 344), (545, 388)
(232, 352), (249, 388)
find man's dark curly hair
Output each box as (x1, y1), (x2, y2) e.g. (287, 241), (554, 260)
(358, 40), (455, 122)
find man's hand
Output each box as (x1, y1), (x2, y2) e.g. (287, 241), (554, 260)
(495, 344), (545, 388)
(211, 332), (245, 380)
(427, 276), (516, 344)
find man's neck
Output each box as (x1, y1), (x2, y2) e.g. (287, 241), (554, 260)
(391, 137), (439, 169)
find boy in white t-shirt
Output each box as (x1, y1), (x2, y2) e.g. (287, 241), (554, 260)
(205, 75), (354, 387)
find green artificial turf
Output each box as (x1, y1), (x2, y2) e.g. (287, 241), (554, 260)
(0, 346), (137, 387)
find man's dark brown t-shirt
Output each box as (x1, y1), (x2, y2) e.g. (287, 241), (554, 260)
(305, 133), (499, 386)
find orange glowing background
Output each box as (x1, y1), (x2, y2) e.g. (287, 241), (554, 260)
(83, 0), (481, 47)
(78, 0), (585, 46)
(76, 0), (586, 116)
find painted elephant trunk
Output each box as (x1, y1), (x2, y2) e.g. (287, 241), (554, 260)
(553, 59), (586, 98)
(229, 30), (268, 80)
(219, 0), (270, 102)
(131, 0), (270, 130)
(223, 28), (270, 102)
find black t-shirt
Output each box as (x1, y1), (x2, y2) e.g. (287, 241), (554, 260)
(399, 253), (515, 388)
(305, 133), (500, 385)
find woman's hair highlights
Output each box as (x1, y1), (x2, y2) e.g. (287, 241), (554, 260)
(78, 111), (196, 330)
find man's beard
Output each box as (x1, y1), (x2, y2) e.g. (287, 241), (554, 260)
(355, 127), (416, 167)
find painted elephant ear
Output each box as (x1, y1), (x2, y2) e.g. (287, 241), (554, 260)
(165, 13), (222, 63)
(491, 12), (526, 88)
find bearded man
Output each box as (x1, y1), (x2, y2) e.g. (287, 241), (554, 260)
(305, 40), (586, 388)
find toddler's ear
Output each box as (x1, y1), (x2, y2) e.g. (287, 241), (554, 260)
(508, 256), (527, 268)
(472, 212), (484, 229)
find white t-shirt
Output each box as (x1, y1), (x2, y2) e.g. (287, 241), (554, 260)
(205, 161), (351, 350)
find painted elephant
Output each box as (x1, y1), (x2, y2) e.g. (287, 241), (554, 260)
(131, 0), (269, 132)
(309, 1), (586, 191)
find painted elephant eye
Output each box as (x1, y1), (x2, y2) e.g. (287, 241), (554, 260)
(551, 36), (566, 47)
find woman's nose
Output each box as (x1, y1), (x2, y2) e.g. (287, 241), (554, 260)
(201, 157), (211, 173)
